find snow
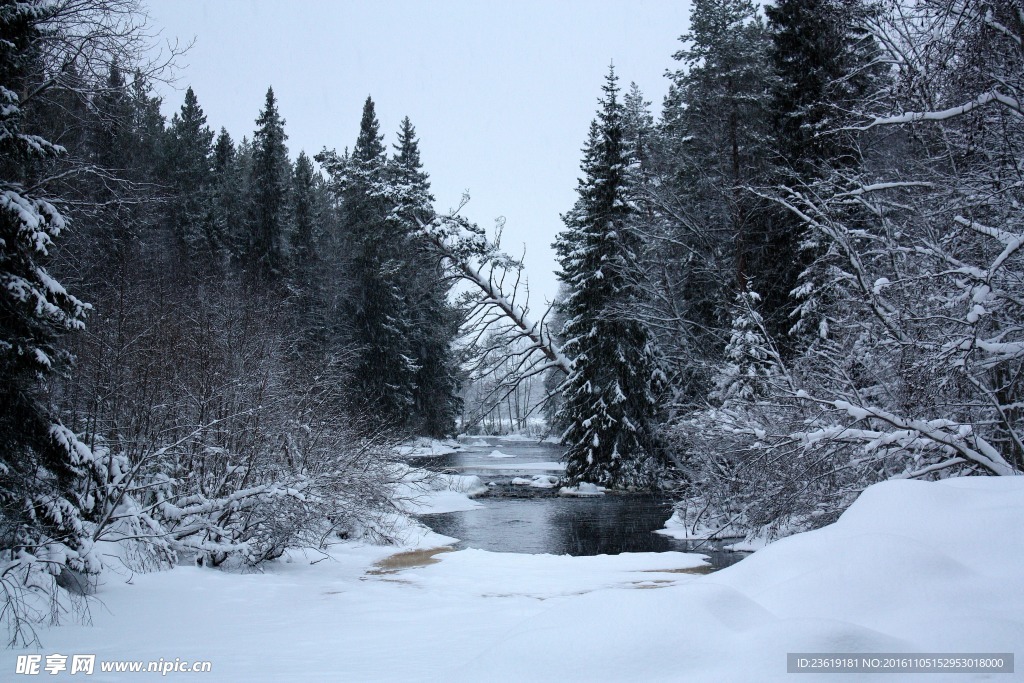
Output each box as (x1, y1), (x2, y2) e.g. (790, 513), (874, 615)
(391, 465), (487, 515)
(510, 474), (559, 489)
(456, 435), (490, 446)
(4, 476), (1023, 682)
(558, 482), (606, 497)
(492, 433), (537, 442)
(395, 438), (460, 458)
(657, 512), (747, 541)
(469, 460), (566, 471)
(485, 449), (516, 458)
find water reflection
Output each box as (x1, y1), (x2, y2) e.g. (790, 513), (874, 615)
(420, 496), (748, 570)
(412, 437), (750, 570)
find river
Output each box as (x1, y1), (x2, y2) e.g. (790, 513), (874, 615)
(410, 436), (750, 571)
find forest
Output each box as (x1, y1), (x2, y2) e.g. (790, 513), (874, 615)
(1, 0), (1022, 648)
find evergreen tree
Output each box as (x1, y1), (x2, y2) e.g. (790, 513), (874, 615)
(291, 150), (318, 269)
(662, 0), (773, 291)
(245, 87), (291, 283)
(338, 96), (419, 426)
(289, 149), (331, 350)
(390, 116), (461, 436)
(762, 0), (884, 342)
(0, 0), (95, 580)
(211, 128), (246, 262)
(767, 0), (880, 175)
(166, 86), (215, 258)
(554, 67), (665, 489)
(711, 290), (779, 402)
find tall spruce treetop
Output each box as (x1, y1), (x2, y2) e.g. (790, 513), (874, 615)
(354, 95), (386, 163)
(167, 86), (215, 256)
(554, 66), (665, 489)
(390, 115), (461, 437)
(341, 96), (419, 426)
(291, 150), (318, 265)
(246, 86), (290, 282)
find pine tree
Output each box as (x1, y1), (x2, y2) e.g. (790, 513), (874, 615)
(291, 151), (318, 268)
(0, 1), (96, 581)
(245, 87), (291, 283)
(711, 291), (779, 402)
(767, 0), (880, 175)
(554, 67), (665, 489)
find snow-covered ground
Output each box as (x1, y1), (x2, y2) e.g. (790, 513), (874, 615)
(3, 477), (1022, 681)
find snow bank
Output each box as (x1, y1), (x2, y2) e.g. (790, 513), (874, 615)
(395, 438), (460, 458)
(485, 449), (515, 458)
(657, 510), (748, 541)
(391, 464), (487, 516)
(4, 477), (1021, 682)
(479, 477), (1024, 680)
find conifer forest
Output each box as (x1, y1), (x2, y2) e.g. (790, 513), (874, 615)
(1, 1), (1023, 679)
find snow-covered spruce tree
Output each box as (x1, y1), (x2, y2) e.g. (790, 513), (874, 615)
(166, 86), (216, 260)
(321, 96), (419, 427)
(554, 67), (665, 489)
(244, 86), (291, 284)
(648, 0), (774, 400)
(0, 0), (98, 632)
(671, 0), (1024, 542)
(211, 128), (247, 263)
(763, 0), (885, 344)
(711, 291), (780, 403)
(389, 116), (462, 437)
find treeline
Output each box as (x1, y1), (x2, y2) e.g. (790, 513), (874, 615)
(551, 0), (1023, 527)
(1, 0), (461, 642)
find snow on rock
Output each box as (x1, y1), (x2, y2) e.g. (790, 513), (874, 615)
(510, 474), (559, 489)
(3, 477), (1022, 682)
(485, 449), (516, 458)
(558, 482), (606, 497)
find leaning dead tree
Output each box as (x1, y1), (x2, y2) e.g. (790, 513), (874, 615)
(411, 200), (570, 414)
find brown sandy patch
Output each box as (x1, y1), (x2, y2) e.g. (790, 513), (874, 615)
(367, 546), (455, 575)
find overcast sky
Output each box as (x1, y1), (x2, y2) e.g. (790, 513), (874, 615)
(145, 0), (693, 306)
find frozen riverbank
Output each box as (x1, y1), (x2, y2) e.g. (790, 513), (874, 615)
(3, 476), (1022, 681)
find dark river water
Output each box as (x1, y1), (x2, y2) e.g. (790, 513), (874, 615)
(411, 436), (749, 571)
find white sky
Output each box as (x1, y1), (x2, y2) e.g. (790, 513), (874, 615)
(145, 0), (692, 306)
